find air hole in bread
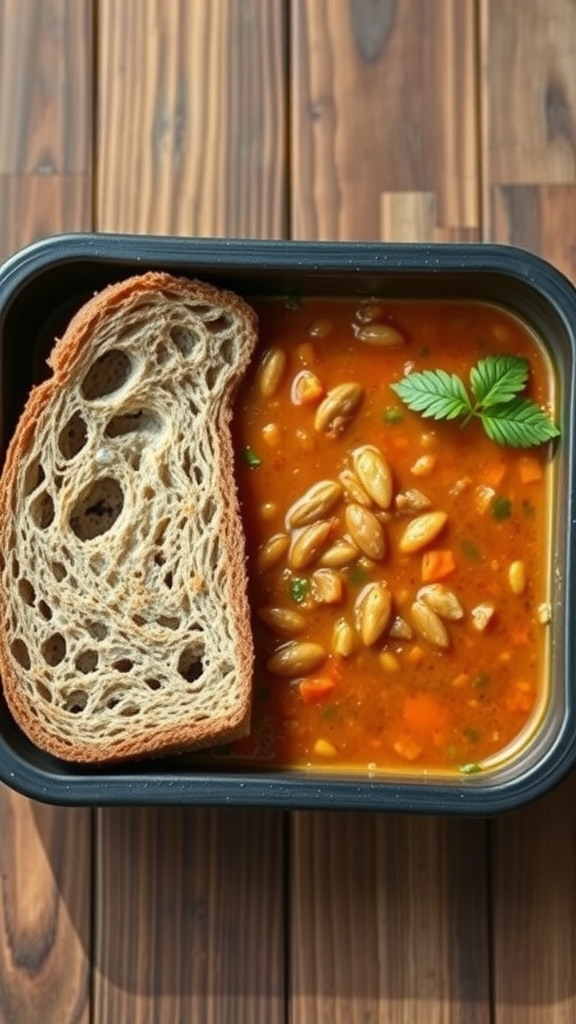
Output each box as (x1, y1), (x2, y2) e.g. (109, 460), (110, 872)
(120, 706), (139, 717)
(154, 551), (165, 567)
(105, 408), (162, 438)
(11, 637), (31, 669)
(30, 490), (55, 529)
(38, 599), (53, 620)
(58, 411), (88, 459)
(23, 457), (45, 496)
(205, 313), (232, 333)
(156, 341), (170, 365)
(192, 464), (203, 487)
(36, 682), (52, 703)
(126, 449), (142, 472)
(220, 336), (235, 364)
(191, 303), (212, 317)
(63, 691), (87, 714)
(41, 632), (66, 667)
(76, 650), (99, 673)
(153, 518), (169, 544)
(170, 325), (198, 356)
(81, 349), (132, 400)
(164, 571), (173, 589)
(70, 477), (124, 541)
(18, 579), (35, 606)
(113, 658), (133, 672)
(132, 614), (145, 627)
(11, 555), (20, 579)
(158, 462), (172, 488)
(143, 486), (156, 501)
(51, 561), (67, 582)
(87, 621), (108, 641)
(145, 678), (162, 690)
(157, 615), (180, 630)
(205, 364), (221, 391)
(178, 644), (204, 683)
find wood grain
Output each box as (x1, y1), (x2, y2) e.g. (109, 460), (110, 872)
(94, 810), (285, 1024)
(291, 0), (479, 240)
(289, 4), (488, 1023)
(94, 3), (288, 1022)
(97, 0), (287, 237)
(0, 3), (93, 1023)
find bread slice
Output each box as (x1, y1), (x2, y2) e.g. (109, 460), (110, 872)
(0, 272), (258, 762)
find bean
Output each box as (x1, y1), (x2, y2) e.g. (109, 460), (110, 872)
(355, 582), (392, 646)
(286, 479), (343, 529)
(257, 606), (307, 636)
(395, 488), (432, 513)
(314, 382), (364, 435)
(410, 453), (437, 477)
(417, 584), (464, 620)
(266, 642), (327, 677)
(319, 539), (359, 568)
(345, 503), (386, 560)
(339, 469), (372, 507)
(257, 346), (287, 398)
(288, 520), (333, 570)
(388, 615), (414, 640)
(354, 302), (385, 324)
(471, 603), (495, 632)
(352, 445), (393, 509)
(256, 532), (289, 573)
(357, 324), (405, 346)
(410, 600), (450, 649)
(332, 618), (355, 658)
(398, 511), (447, 553)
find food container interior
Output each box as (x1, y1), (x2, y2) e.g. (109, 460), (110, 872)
(0, 234), (575, 813)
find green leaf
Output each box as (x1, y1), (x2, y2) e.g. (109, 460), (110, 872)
(242, 446), (262, 469)
(390, 369), (471, 421)
(459, 762), (482, 775)
(470, 355), (529, 408)
(481, 397), (561, 448)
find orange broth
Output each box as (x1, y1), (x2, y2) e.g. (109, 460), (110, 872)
(230, 297), (555, 775)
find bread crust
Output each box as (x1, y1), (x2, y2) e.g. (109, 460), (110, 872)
(0, 272), (258, 762)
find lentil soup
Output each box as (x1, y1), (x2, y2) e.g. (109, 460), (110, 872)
(231, 297), (555, 776)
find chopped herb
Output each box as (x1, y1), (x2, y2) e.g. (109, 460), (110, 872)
(461, 539), (482, 562)
(472, 671), (490, 689)
(463, 726), (480, 743)
(390, 354), (560, 448)
(460, 761), (482, 775)
(492, 495), (512, 521)
(284, 293), (303, 310)
(242, 446), (262, 469)
(522, 498), (536, 518)
(347, 562), (370, 587)
(321, 703), (338, 722)
(289, 576), (309, 605)
(382, 406), (404, 423)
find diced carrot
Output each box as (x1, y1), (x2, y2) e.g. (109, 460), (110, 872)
(403, 693), (447, 734)
(482, 460), (507, 489)
(406, 644), (424, 665)
(421, 548), (456, 583)
(451, 672), (470, 689)
(299, 676), (336, 705)
(393, 734), (423, 762)
(518, 456), (543, 484)
(291, 369), (324, 405)
(505, 681), (534, 713)
(313, 738), (337, 757)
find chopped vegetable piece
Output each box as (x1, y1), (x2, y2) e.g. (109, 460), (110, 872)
(299, 676), (336, 704)
(383, 406), (404, 423)
(289, 577), (310, 605)
(314, 738), (337, 757)
(421, 549), (456, 583)
(492, 495), (512, 521)
(460, 762), (482, 775)
(393, 735), (423, 761)
(242, 446), (262, 469)
(291, 369), (324, 405)
(482, 461), (507, 488)
(403, 693), (447, 734)
(461, 539), (482, 562)
(518, 456), (543, 483)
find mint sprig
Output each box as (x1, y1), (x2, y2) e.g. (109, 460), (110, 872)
(390, 355), (559, 448)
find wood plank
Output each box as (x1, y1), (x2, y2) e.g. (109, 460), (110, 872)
(97, 0), (287, 236)
(94, 3), (288, 1023)
(0, 3), (93, 1023)
(289, 3), (489, 1023)
(291, 0), (478, 240)
(481, 3), (576, 1021)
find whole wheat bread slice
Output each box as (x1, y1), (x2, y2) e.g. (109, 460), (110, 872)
(0, 272), (258, 762)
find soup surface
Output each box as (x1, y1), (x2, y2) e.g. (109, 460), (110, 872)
(229, 297), (555, 775)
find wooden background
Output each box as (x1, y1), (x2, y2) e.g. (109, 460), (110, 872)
(0, 1), (575, 1021)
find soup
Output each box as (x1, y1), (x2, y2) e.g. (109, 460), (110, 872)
(230, 297), (555, 775)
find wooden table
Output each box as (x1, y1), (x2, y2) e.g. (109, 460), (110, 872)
(1, 2), (576, 1021)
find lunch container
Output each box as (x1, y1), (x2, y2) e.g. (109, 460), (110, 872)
(0, 233), (575, 813)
